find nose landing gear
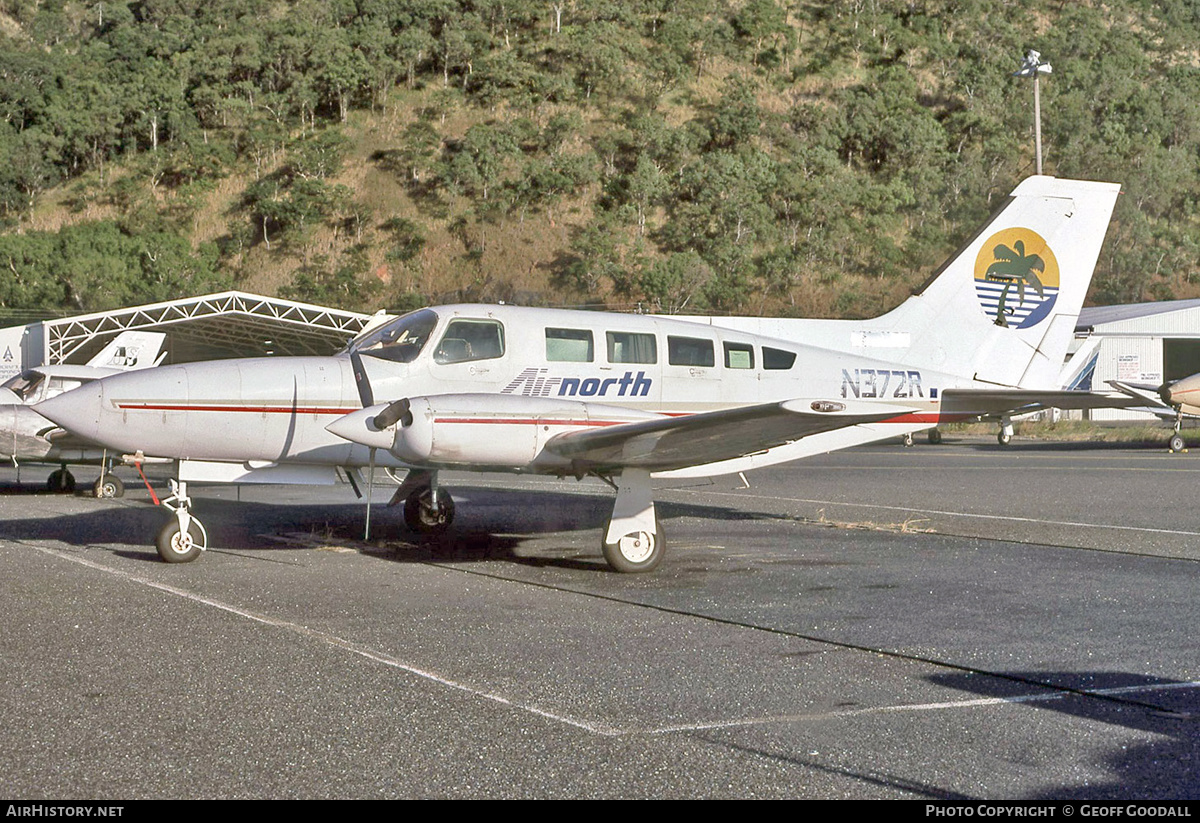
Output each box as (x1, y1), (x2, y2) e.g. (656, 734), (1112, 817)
(154, 478), (208, 563)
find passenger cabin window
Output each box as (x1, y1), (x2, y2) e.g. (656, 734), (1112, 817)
(607, 331), (657, 364)
(763, 346), (797, 370)
(724, 342), (754, 369)
(545, 328), (593, 362)
(349, 308), (438, 363)
(668, 336), (715, 367)
(434, 319), (505, 364)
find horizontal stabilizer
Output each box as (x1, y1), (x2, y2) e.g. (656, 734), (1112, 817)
(939, 388), (1136, 420)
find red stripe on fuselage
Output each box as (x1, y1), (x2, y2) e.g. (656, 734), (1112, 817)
(434, 417), (627, 427)
(115, 405), (957, 427)
(115, 403), (358, 415)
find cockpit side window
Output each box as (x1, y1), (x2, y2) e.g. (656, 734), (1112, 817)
(349, 308), (439, 363)
(434, 319), (506, 365)
(44, 377), (83, 400)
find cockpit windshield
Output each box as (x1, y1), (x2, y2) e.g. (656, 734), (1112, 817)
(347, 308), (439, 363)
(1, 371), (44, 402)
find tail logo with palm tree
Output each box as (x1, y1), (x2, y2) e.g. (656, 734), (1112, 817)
(974, 228), (1060, 329)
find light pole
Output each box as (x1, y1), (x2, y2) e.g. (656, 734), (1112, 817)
(1014, 50), (1053, 175)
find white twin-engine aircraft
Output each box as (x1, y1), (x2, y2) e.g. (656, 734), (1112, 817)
(1, 330), (165, 496)
(36, 176), (1123, 572)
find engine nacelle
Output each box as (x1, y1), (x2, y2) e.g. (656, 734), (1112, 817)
(387, 394), (659, 469)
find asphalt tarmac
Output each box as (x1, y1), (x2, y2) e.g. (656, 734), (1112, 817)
(1, 435), (1197, 799)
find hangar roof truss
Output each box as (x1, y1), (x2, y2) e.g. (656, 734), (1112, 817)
(45, 291), (373, 365)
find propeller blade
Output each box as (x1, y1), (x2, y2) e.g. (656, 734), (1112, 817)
(350, 351), (374, 408)
(373, 398), (412, 430)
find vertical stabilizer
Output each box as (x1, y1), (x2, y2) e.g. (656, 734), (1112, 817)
(84, 331), (167, 370)
(669, 176), (1121, 391)
(874, 175), (1120, 388)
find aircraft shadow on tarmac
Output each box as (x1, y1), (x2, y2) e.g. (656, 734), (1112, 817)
(0, 485), (784, 572)
(929, 671), (1200, 799)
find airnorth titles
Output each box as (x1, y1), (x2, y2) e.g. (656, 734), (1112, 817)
(503, 368), (653, 398)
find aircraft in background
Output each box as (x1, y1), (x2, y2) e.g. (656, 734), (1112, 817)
(37, 176), (1123, 571)
(1, 331), (165, 496)
(1109, 373), (1200, 453)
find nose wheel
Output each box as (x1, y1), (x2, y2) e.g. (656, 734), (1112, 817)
(154, 479), (208, 563)
(157, 517), (206, 563)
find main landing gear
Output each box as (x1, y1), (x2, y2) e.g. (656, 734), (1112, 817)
(389, 467), (663, 573)
(997, 416), (1014, 447)
(600, 469), (663, 573)
(45, 459), (125, 497)
(46, 467), (75, 492)
(390, 469), (456, 534)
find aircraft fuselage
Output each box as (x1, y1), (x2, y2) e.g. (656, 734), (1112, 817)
(39, 305), (954, 475)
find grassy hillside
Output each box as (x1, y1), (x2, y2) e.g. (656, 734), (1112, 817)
(2, 0), (1199, 319)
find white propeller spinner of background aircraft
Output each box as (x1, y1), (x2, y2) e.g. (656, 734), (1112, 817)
(1, 330), (165, 496)
(36, 175), (1124, 572)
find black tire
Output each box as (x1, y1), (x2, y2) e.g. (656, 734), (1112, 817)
(47, 469), (76, 493)
(927, 428), (942, 445)
(404, 489), (455, 533)
(602, 527), (664, 573)
(1170, 434), (1186, 453)
(156, 518), (205, 563)
(997, 431), (1012, 446)
(92, 475), (125, 499)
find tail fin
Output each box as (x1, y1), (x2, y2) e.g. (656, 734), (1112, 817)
(873, 175), (1121, 389)
(84, 331), (166, 370)
(670, 176), (1121, 391)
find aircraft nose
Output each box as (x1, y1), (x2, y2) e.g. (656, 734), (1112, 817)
(34, 382), (104, 442)
(1164, 373), (1200, 408)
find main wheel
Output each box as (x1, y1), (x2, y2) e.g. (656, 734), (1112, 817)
(47, 469), (76, 493)
(1169, 433), (1186, 453)
(927, 428), (943, 445)
(997, 431), (1012, 446)
(602, 527), (664, 574)
(404, 489), (455, 533)
(156, 518), (205, 563)
(93, 475), (125, 499)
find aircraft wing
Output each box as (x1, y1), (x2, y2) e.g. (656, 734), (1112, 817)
(1106, 380), (1167, 407)
(1106, 380), (1199, 421)
(938, 388), (1137, 419)
(543, 398), (916, 472)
